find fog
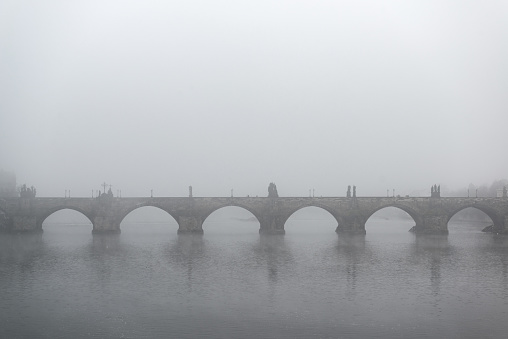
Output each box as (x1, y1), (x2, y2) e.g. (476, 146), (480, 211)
(2, 1), (507, 197)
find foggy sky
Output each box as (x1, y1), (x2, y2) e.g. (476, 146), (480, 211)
(1, 1), (507, 197)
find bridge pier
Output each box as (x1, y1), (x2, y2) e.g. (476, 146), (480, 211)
(335, 215), (366, 235)
(177, 216), (204, 234)
(489, 215), (508, 234)
(10, 215), (41, 233)
(501, 216), (508, 234)
(92, 216), (121, 234)
(259, 217), (285, 235)
(414, 215), (449, 234)
(3, 198), (41, 233)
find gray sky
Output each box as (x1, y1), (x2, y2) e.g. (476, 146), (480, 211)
(1, 0), (507, 197)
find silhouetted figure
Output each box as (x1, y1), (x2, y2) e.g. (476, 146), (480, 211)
(347, 185), (351, 198)
(268, 182), (279, 198)
(189, 186), (193, 198)
(353, 186), (356, 198)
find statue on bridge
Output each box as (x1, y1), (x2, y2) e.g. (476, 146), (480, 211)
(268, 182), (279, 198)
(97, 183), (114, 200)
(431, 184), (441, 198)
(19, 184), (36, 198)
(347, 185), (351, 198)
(353, 185), (356, 198)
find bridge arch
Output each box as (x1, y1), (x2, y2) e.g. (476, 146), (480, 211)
(39, 207), (94, 230)
(117, 204), (179, 231)
(282, 203), (343, 232)
(447, 204), (500, 230)
(364, 203), (422, 226)
(364, 204), (421, 233)
(201, 204), (262, 232)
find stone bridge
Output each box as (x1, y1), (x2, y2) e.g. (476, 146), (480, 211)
(1, 195), (508, 235)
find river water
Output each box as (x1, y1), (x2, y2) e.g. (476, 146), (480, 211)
(1, 209), (508, 339)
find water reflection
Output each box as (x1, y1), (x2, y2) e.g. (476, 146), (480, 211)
(0, 233), (45, 280)
(2, 221), (508, 338)
(492, 236), (508, 281)
(253, 234), (294, 284)
(0, 233), (44, 264)
(481, 235), (508, 285)
(335, 234), (367, 292)
(167, 233), (206, 259)
(165, 234), (206, 290)
(91, 233), (122, 254)
(87, 234), (124, 289)
(412, 235), (451, 297)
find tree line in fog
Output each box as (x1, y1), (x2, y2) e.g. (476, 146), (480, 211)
(443, 179), (508, 198)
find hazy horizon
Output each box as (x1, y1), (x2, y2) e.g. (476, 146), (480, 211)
(2, 1), (507, 198)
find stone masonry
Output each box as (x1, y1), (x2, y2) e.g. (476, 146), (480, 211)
(1, 195), (508, 235)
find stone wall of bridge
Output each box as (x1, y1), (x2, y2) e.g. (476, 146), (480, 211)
(1, 196), (508, 235)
